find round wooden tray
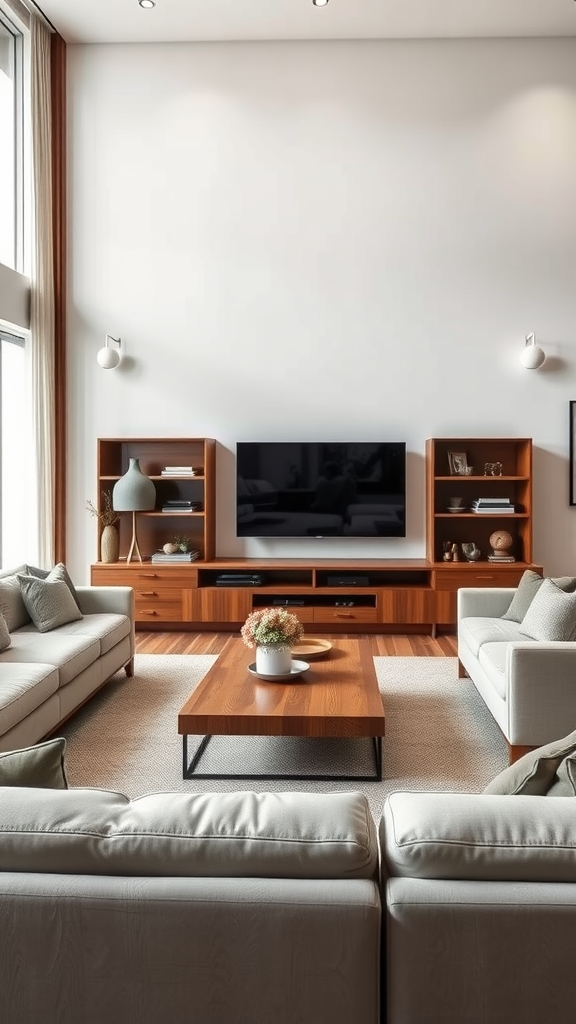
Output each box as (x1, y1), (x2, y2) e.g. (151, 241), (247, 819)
(291, 638), (333, 659)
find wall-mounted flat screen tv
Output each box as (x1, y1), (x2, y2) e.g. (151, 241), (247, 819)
(236, 441), (406, 538)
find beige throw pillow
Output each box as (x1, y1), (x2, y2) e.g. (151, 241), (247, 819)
(0, 737), (68, 788)
(519, 578), (576, 642)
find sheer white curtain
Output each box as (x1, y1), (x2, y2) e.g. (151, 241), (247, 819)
(29, 13), (54, 567)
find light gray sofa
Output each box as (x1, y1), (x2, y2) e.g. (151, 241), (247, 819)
(0, 565), (134, 752)
(0, 787), (381, 1024)
(382, 789), (576, 1024)
(458, 584), (576, 762)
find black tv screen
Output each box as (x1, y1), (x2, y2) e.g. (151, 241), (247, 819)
(236, 442), (406, 538)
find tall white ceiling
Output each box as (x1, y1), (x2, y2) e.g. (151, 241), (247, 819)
(26, 0), (576, 45)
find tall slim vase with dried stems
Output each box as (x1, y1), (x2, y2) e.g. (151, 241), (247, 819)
(100, 524), (119, 563)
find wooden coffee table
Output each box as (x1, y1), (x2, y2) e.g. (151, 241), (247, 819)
(177, 637), (385, 781)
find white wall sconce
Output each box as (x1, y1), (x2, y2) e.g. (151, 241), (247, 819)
(312, 0), (329, 6)
(97, 335), (122, 369)
(519, 332), (546, 370)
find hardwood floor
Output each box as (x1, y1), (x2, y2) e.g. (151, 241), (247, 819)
(135, 630), (458, 657)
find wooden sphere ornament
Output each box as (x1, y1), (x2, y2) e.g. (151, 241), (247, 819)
(489, 530), (513, 557)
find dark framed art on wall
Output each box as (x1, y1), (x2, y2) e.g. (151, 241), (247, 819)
(570, 401), (576, 505)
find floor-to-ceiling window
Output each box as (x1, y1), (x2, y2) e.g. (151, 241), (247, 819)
(0, 10), (24, 273)
(0, 328), (29, 566)
(0, 3), (30, 569)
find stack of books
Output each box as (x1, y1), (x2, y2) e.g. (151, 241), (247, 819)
(488, 553), (516, 563)
(161, 500), (203, 513)
(160, 466), (199, 476)
(471, 497), (515, 513)
(151, 549), (200, 563)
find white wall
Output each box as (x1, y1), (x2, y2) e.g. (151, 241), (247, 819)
(66, 38), (576, 582)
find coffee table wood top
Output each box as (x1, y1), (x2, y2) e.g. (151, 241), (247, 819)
(178, 637), (385, 739)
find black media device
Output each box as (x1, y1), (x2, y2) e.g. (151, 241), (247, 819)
(215, 573), (265, 587)
(236, 441), (406, 539)
(327, 574), (370, 587)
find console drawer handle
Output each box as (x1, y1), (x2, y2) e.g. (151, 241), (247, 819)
(141, 609), (158, 616)
(138, 573), (159, 578)
(475, 575), (495, 580)
(139, 591), (157, 597)
(333, 611), (354, 618)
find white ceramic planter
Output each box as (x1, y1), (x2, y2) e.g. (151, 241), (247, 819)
(255, 643), (292, 676)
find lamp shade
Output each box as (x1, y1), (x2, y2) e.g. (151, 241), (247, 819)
(96, 345), (121, 369)
(519, 344), (546, 369)
(520, 332), (546, 370)
(112, 458), (156, 511)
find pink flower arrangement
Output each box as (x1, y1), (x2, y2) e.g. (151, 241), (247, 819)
(241, 607), (304, 648)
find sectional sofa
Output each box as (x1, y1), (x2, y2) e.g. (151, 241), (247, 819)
(0, 785), (380, 1024)
(0, 563), (134, 752)
(457, 574), (576, 761)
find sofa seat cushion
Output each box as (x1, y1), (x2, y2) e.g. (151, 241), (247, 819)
(40, 613), (131, 656)
(0, 663), (59, 736)
(0, 632), (100, 687)
(382, 790), (576, 882)
(476, 642), (516, 699)
(459, 616), (524, 659)
(0, 788), (378, 879)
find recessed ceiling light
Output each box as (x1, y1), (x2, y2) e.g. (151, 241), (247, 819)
(139, 0), (156, 8)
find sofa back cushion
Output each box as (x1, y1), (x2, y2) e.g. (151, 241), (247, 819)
(382, 790), (576, 881)
(0, 788), (377, 878)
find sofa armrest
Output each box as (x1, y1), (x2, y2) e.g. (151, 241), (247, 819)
(381, 791), (576, 883)
(457, 587), (515, 621)
(75, 586), (134, 620)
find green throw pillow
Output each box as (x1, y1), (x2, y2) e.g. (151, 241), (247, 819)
(519, 578), (576, 642)
(547, 756), (576, 796)
(0, 737), (68, 788)
(17, 566), (83, 633)
(26, 562), (82, 610)
(0, 610), (10, 652)
(502, 570), (576, 623)
(501, 570), (544, 622)
(484, 729), (576, 795)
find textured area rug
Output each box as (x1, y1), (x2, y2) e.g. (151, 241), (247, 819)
(60, 654), (509, 822)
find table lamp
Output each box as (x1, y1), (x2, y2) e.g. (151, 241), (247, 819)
(112, 458), (156, 562)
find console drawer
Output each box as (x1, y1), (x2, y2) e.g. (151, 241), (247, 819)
(313, 607), (378, 624)
(434, 569), (525, 590)
(135, 589), (183, 621)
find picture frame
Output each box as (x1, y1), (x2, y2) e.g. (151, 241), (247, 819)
(448, 451), (468, 476)
(570, 402), (576, 505)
